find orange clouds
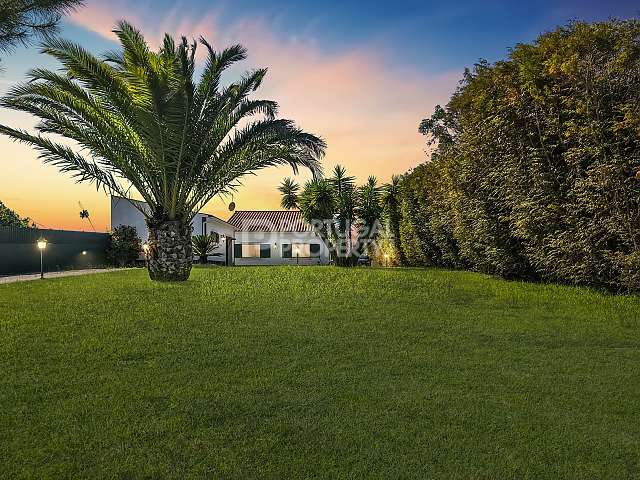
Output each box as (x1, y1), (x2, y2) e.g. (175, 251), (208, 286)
(1, 2), (458, 231)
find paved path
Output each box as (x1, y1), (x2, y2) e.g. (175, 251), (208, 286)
(0, 268), (128, 285)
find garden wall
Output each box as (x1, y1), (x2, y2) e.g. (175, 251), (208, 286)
(0, 226), (108, 275)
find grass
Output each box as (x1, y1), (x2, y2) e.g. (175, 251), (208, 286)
(1, 266), (639, 479)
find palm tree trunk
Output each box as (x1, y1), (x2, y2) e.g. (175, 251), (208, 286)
(145, 220), (193, 281)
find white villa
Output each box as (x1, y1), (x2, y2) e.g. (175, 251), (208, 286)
(110, 196), (330, 266)
(228, 210), (330, 266)
(111, 196), (236, 265)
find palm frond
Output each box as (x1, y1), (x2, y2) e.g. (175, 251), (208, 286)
(278, 178), (300, 209)
(0, 124), (119, 191)
(0, 21), (325, 224)
(0, 0), (84, 54)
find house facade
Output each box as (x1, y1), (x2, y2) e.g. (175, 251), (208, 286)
(110, 196), (236, 265)
(110, 197), (328, 266)
(228, 210), (330, 266)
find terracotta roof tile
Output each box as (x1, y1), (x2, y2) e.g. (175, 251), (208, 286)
(227, 210), (313, 232)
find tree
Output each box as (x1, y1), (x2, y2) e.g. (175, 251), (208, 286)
(106, 225), (142, 267)
(279, 165), (384, 266)
(380, 175), (404, 264)
(401, 19), (640, 292)
(282, 176), (337, 259)
(357, 175), (383, 254)
(0, 200), (34, 228)
(0, 0), (83, 67)
(192, 233), (220, 264)
(0, 21), (325, 281)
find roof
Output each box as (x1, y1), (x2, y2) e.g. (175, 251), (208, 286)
(227, 210), (314, 233)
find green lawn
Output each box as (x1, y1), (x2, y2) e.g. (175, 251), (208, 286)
(1, 267), (639, 479)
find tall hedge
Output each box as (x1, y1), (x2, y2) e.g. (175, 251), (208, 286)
(400, 20), (640, 292)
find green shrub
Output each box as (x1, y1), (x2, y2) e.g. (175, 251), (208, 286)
(192, 233), (220, 264)
(106, 225), (142, 267)
(400, 19), (640, 292)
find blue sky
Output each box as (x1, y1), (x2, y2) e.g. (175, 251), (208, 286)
(1, 0), (637, 230)
(1, 0), (629, 78)
(198, 0), (638, 70)
(73, 0), (635, 72)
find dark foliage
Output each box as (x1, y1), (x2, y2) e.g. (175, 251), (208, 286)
(399, 20), (640, 292)
(0, 0), (83, 64)
(106, 225), (142, 267)
(0, 200), (34, 228)
(279, 165), (384, 266)
(192, 233), (220, 264)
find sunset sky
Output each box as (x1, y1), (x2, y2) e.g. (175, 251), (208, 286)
(1, 0), (637, 231)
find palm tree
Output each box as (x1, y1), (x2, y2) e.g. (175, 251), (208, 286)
(0, 21), (325, 280)
(278, 177), (300, 210)
(0, 0), (83, 67)
(279, 165), (383, 266)
(280, 176), (336, 256)
(192, 233), (220, 264)
(380, 175), (404, 264)
(357, 176), (383, 254)
(331, 165), (357, 258)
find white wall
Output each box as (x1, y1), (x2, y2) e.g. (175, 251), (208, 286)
(234, 231), (329, 266)
(200, 215), (236, 263)
(110, 196), (149, 241)
(110, 196), (236, 264)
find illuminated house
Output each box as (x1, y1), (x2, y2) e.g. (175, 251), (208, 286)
(110, 196), (236, 265)
(228, 210), (330, 266)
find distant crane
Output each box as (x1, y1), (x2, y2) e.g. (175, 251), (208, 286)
(78, 201), (96, 231)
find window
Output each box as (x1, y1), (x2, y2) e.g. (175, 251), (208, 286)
(290, 243), (321, 258)
(292, 243), (309, 258)
(282, 244), (292, 258)
(235, 244), (271, 258)
(242, 244), (261, 258)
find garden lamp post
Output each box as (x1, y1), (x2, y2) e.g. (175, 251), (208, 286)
(37, 238), (47, 279)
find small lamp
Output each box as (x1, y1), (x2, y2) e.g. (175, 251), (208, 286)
(37, 238), (47, 279)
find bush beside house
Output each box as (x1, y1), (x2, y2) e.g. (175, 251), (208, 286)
(106, 225), (142, 267)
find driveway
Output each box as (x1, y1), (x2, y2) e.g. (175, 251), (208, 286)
(0, 268), (129, 285)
